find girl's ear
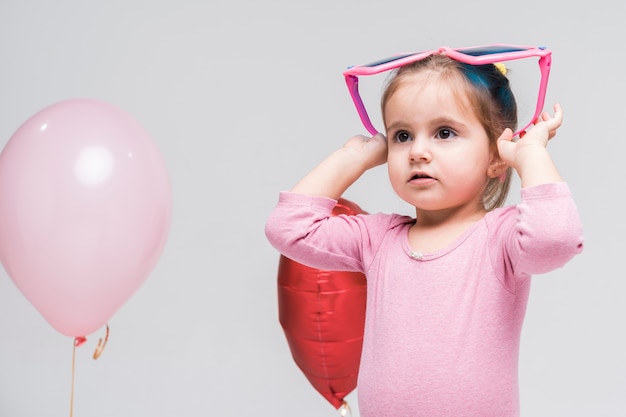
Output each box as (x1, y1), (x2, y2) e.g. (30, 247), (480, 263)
(487, 157), (507, 179)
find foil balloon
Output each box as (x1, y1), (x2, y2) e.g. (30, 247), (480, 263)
(277, 198), (367, 409)
(0, 98), (172, 338)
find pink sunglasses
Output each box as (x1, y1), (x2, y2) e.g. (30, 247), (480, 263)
(343, 44), (552, 138)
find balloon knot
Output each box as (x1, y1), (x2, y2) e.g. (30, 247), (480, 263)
(339, 401), (352, 417)
(74, 336), (87, 347)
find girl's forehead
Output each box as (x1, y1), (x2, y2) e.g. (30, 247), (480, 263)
(390, 72), (474, 110)
(384, 72), (484, 130)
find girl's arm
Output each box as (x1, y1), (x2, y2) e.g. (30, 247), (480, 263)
(291, 133), (388, 199)
(496, 103), (564, 188)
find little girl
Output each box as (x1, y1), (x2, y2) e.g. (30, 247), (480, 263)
(265, 49), (583, 416)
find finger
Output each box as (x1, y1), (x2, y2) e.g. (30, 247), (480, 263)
(553, 102), (564, 124)
(497, 128), (515, 151)
(497, 128), (514, 143)
(553, 102), (563, 114)
(496, 128), (516, 165)
(371, 132), (387, 145)
(544, 103), (563, 122)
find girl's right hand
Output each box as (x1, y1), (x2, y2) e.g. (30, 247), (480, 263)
(341, 133), (388, 171)
(290, 133), (387, 199)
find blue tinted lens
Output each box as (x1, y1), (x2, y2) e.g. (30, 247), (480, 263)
(455, 45), (530, 56)
(360, 52), (421, 68)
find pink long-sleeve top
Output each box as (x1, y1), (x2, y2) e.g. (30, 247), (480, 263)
(265, 182), (583, 417)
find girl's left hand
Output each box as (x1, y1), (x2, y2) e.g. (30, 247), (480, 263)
(497, 103), (563, 168)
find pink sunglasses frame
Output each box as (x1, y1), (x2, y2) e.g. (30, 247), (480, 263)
(343, 44), (552, 138)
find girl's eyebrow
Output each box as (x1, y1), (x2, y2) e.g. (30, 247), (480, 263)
(384, 120), (408, 132)
(385, 117), (467, 132)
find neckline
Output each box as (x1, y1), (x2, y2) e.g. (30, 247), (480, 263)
(402, 217), (484, 261)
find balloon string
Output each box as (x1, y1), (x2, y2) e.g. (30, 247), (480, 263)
(93, 324), (110, 360)
(69, 324), (109, 417)
(70, 340), (76, 417)
(339, 401), (352, 417)
(70, 336), (85, 417)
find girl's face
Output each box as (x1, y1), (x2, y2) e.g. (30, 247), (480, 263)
(384, 72), (501, 218)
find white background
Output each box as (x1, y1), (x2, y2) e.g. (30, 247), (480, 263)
(0, 1), (622, 416)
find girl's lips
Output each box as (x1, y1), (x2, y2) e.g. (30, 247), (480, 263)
(408, 171), (436, 185)
(409, 171), (433, 180)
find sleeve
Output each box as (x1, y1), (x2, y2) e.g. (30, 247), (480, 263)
(264, 191), (368, 272)
(493, 182), (584, 279)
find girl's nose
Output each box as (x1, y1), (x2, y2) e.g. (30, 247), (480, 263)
(409, 138), (432, 162)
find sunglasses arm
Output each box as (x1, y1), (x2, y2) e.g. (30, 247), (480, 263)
(515, 54), (552, 137)
(344, 74), (380, 136)
(535, 54), (552, 120)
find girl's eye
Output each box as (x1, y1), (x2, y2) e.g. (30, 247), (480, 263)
(393, 131), (412, 143)
(436, 128), (456, 140)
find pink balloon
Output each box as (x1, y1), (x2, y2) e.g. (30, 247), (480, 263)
(0, 98), (172, 337)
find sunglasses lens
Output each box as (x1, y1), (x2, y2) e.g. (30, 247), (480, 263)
(360, 52), (422, 68)
(456, 45), (530, 56)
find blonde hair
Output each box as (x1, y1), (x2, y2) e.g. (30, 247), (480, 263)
(381, 55), (517, 211)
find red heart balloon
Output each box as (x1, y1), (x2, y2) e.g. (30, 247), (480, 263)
(277, 198), (367, 409)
